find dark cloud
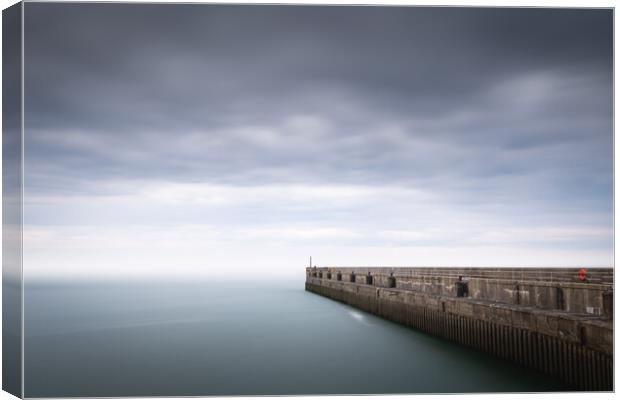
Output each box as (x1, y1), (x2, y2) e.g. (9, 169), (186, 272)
(24, 5), (611, 128)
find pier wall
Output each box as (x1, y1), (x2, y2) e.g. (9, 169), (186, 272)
(305, 267), (613, 391)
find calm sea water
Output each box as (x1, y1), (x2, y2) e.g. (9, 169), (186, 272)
(24, 280), (569, 397)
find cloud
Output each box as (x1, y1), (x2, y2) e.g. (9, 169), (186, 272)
(21, 4), (613, 278)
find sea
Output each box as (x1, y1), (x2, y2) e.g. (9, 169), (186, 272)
(24, 279), (569, 397)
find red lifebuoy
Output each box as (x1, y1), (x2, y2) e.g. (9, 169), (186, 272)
(578, 268), (587, 281)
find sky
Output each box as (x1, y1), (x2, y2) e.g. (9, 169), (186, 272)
(22, 4), (613, 281)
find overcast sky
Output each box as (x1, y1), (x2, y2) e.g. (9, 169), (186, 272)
(22, 4), (613, 280)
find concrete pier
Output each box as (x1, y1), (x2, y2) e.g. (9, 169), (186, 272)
(305, 267), (613, 391)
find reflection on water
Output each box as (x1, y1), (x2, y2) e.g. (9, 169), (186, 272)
(24, 280), (569, 397)
(347, 310), (374, 326)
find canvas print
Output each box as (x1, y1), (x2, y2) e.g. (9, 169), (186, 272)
(1, 1), (614, 398)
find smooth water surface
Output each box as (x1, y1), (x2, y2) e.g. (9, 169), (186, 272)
(25, 280), (569, 397)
